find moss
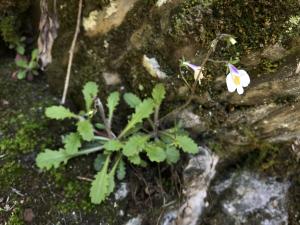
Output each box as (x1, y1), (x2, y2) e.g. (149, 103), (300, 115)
(169, 0), (299, 51)
(260, 59), (280, 73)
(0, 16), (20, 45)
(0, 161), (23, 190)
(274, 94), (297, 104)
(0, 0), (32, 46)
(7, 207), (24, 225)
(0, 118), (51, 155)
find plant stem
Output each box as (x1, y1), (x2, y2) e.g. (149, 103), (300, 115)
(154, 105), (160, 137)
(160, 34), (230, 122)
(95, 98), (115, 139)
(72, 145), (104, 157)
(61, 0), (83, 104)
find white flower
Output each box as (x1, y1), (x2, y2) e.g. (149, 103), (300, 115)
(226, 64), (250, 95)
(182, 62), (203, 84)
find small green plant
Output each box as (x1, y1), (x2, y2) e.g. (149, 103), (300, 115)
(36, 82), (199, 204)
(14, 48), (39, 80)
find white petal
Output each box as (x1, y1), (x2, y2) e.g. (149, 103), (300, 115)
(226, 73), (237, 92)
(194, 70), (203, 83)
(237, 86), (244, 95)
(238, 70), (250, 87)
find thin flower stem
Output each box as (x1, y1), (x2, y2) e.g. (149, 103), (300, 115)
(160, 34), (230, 122)
(61, 0), (83, 104)
(179, 66), (191, 89)
(207, 59), (229, 64)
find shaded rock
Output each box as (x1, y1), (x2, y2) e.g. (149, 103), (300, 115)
(162, 146), (219, 225)
(261, 43), (288, 61)
(83, 0), (138, 37)
(23, 208), (34, 223)
(211, 171), (290, 225)
(177, 109), (206, 132)
(142, 55), (167, 79)
(125, 215), (142, 225)
(102, 71), (121, 86)
(114, 182), (129, 201)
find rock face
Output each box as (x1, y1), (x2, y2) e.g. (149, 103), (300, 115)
(162, 146), (219, 225)
(211, 171), (290, 225)
(83, 0), (138, 37)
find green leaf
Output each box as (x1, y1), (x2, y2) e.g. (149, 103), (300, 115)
(117, 159), (126, 180)
(107, 171), (116, 197)
(16, 59), (28, 68)
(16, 45), (25, 55)
(107, 160), (119, 196)
(28, 61), (38, 69)
(123, 135), (149, 157)
(45, 106), (77, 120)
(103, 139), (122, 152)
(145, 144), (166, 162)
(166, 146), (180, 164)
(120, 99), (155, 137)
(107, 91), (120, 122)
(95, 123), (105, 130)
(123, 93), (142, 108)
(152, 83), (166, 106)
(175, 135), (199, 154)
(94, 154), (105, 171)
(36, 149), (69, 170)
(128, 154), (141, 165)
(31, 49), (39, 60)
(63, 133), (81, 154)
(90, 156), (110, 204)
(17, 70), (27, 79)
(82, 82), (99, 111)
(77, 120), (94, 141)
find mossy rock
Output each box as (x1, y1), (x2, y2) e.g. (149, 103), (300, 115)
(0, 0), (37, 49)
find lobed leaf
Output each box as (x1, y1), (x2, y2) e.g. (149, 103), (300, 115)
(107, 160), (120, 196)
(175, 135), (199, 154)
(45, 106), (77, 120)
(77, 120), (94, 141)
(145, 143), (166, 163)
(93, 154), (105, 171)
(31, 49), (39, 60)
(165, 146), (180, 164)
(152, 83), (166, 106)
(16, 59), (28, 69)
(16, 45), (25, 55)
(103, 139), (123, 152)
(123, 135), (149, 157)
(107, 91), (120, 122)
(82, 82), (99, 111)
(90, 156), (110, 204)
(120, 99), (155, 137)
(128, 154), (142, 165)
(36, 149), (69, 170)
(117, 159), (126, 180)
(63, 133), (81, 154)
(17, 70), (27, 79)
(123, 93), (142, 108)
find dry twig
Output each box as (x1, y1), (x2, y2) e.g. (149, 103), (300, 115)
(61, 0), (83, 104)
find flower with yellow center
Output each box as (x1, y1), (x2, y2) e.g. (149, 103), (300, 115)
(226, 64), (250, 95)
